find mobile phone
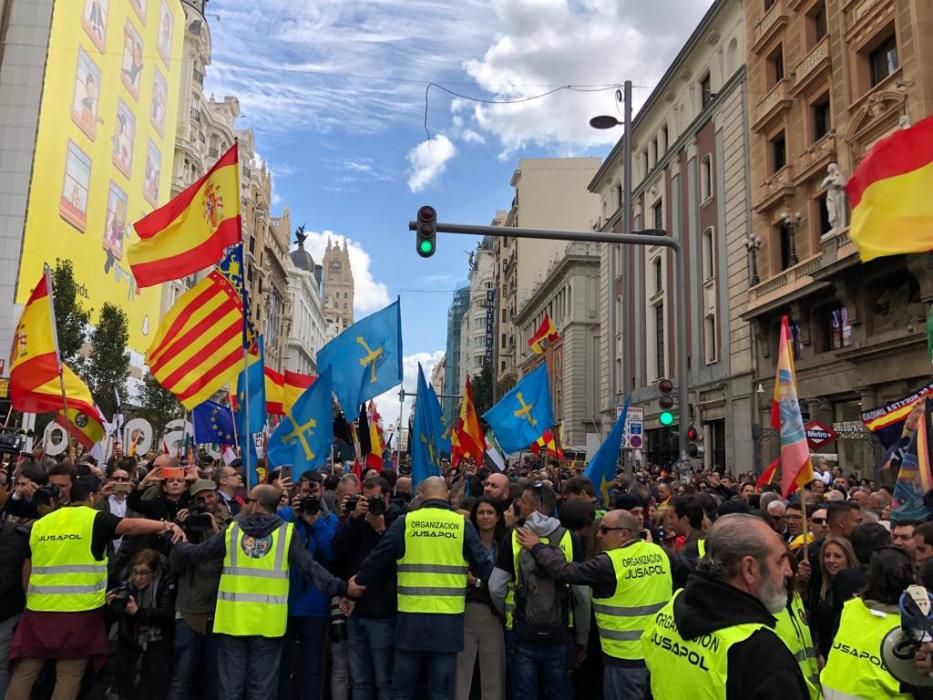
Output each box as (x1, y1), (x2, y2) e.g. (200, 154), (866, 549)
(279, 466), (292, 481)
(113, 482), (132, 494)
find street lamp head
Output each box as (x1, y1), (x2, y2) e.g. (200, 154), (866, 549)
(589, 115), (621, 130)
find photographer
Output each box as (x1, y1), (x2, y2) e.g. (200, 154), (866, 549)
(107, 548), (177, 700)
(3, 457), (52, 521)
(167, 479), (231, 700)
(277, 489), (338, 700)
(333, 476), (403, 700)
(128, 457), (194, 522)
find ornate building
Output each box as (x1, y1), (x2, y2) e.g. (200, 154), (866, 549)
(322, 238), (354, 335)
(287, 228), (326, 375)
(743, 0), (933, 476)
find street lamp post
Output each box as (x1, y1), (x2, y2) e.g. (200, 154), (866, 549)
(780, 211), (801, 267)
(746, 234), (762, 286)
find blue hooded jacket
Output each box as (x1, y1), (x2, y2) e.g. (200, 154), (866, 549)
(279, 507), (338, 617)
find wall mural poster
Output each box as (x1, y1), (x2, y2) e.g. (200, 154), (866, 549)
(151, 69), (167, 138)
(103, 182), (128, 270)
(59, 141), (92, 232)
(81, 0), (109, 52)
(71, 48), (101, 141)
(144, 140), (161, 207)
(120, 20), (144, 100)
(111, 98), (136, 178)
(158, 1), (173, 66)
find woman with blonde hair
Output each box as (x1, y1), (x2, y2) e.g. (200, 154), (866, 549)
(811, 535), (857, 661)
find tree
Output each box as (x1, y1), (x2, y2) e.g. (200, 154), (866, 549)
(84, 303), (129, 418)
(472, 359), (495, 417)
(135, 373), (182, 439)
(49, 259), (91, 367)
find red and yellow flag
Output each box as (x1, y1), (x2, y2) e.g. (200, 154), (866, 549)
(264, 367), (285, 415)
(146, 270), (244, 410)
(55, 407), (105, 450)
(284, 371), (315, 414)
(772, 316), (814, 497)
(10, 273), (100, 419)
(452, 376), (485, 466)
(531, 427), (564, 459)
(366, 400), (385, 470)
(129, 144), (242, 287)
(846, 115), (933, 262)
(528, 313), (560, 354)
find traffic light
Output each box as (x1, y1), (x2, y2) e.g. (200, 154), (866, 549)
(416, 205), (437, 258)
(658, 378), (675, 427)
(687, 425), (700, 458)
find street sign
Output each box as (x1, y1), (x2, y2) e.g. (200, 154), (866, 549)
(618, 405), (644, 449)
(805, 420), (838, 450)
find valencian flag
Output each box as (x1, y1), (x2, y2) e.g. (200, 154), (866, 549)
(531, 427), (564, 459)
(528, 313), (560, 354)
(891, 399), (933, 520)
(10, 271), (101, 421)
(129, 143), (242, 287)
(451, 376), (485, 466)
(584, 397), (629, 506)
(284, 371), (315, 414)
(146, 270), (244, 409)
(771, 316), (815, 497)
(484, 364), (554, 454)
(55, 408), (105, 451)
(265, 367), (285, 415)
(267, 367), (334, 471)
(316, 299), (402, 415)
(846, 115), (933, 262)
(412, 364), (442, 486)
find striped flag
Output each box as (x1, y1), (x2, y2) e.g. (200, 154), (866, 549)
(528, 313), (560, 354)
(531, 427), (564, 459)
(55, 408), (105, 450)
(129, 144), (242, 287)
(451, 375), (485, 466)
(265, 367), (285, 415)
(772, 316), (814, 497)
(145, 270), (244, 410)
(284, 371), (315, 414)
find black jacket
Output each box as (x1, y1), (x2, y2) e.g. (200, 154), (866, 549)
(667, 575), (809, 700)
(108, 571), (178, 650)
(0, 522), (27, 623)
(332, 502), (404, 618)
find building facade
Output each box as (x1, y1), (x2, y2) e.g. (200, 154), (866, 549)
(322, 238), (354, 335)
(430, 355), (446, 398)
(287, 233), (326, 376)
(443, 286), (471, 421)
(514, 243), (602, 449)
(460, 240), (496, 382)
(591, 0), (754, 471)
(743, 0), (933, 475)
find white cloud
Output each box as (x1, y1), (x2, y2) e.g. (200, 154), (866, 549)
(292, 230), (391, 314)
(373, 350), (445, 434)
(406, 135), (457, 192)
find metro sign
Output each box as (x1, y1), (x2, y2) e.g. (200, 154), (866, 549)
(805, 420), (838, 450)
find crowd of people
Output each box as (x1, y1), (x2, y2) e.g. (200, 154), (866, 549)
(0, 443), (931, 699)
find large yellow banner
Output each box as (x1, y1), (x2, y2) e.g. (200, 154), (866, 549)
(17, 0), (185, 353)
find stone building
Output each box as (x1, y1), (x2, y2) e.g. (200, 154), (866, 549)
(287, 231), (326, 375)
(430, 355), (446, 398)
(443, 286), (471, 421)
(322, 238), (354, 335)
(459, 240), (496, 381)
(742, 0), (933, 475)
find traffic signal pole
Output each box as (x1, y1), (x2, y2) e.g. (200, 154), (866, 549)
(407, 218), (692, 467)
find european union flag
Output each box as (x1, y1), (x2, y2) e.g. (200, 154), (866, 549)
(192, 400), (235, 445)
(427, 384), (451, 454)
(412, 364), (441, 486)
(483, 364), (554, 454)
(236, 337), (266, 486)
(316, 299), (402, 415)
(584, 397), (630, 507)
(267, 367), (334, 471)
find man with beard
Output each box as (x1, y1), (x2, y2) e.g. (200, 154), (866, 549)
(642, 514), (808, 699)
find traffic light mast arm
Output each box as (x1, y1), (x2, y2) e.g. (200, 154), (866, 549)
(407, 216), (692, 466)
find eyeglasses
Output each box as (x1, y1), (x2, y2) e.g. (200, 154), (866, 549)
(598, 525), (630, 535)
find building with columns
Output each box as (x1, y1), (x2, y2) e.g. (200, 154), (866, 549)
(430, 356), (446, 398)
(322, 238), (354, 335)
(443, 286), (470, 421)
(460, 239), (496, 381)
(287, 231), (326, 375)
(590, 0), (754, 471)
(742, 0), (933, 475)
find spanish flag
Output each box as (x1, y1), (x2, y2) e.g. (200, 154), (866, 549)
(531, 427), (564, 459)
(528, 313), (560, 354)
(10, 272), (101, 419)
(264, 367), (285, 415)
(846, 116), (933, 262)
(451, 376), (485, 466)
(366, 400), (385, 470)
(55, 407), (105, 450)
(284, 371), (315, 414)
(129, 144), (242, 287)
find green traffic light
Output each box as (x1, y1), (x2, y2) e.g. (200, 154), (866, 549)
(659, 411), (675, 427)
(419, 239), (434, 255)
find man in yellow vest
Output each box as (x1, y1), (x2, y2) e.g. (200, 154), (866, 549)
(6, 479), (187, 700)
(352, 476), (493, 700)
(641, 513), (810, 700)
(173, 484), (361, 700)
(517, 508), (678, 698)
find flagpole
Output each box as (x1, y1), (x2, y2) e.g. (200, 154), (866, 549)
(799, 483), (809, 563)
(43, 265), (75, 463)
(234, 138), (253, 491)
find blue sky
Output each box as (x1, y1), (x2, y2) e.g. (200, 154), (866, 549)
(205, 0), (714, 421)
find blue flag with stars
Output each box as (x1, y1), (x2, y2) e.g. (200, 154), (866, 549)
(584, 396), (629, 507)
(236, 337), (266, 484)
(267, 367), (334, 470)
(412, 364), (441, 486)
(483, 364), (554, 453)
(192, 400), (236, 445)
(316, 299), (402, 415)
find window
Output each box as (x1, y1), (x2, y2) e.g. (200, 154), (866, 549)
(829, 306), (852, 350)
(701, 228), (715, 281)
(704, 314), (717, 363)
(779, 222), (794, 270)
(651, 138), (658, 166)
(653, 257), (663, 294)
(655, 304), (665, 378)
(768, 44), (784, 87)
(615, 183), (623, 211)
(699, 73), (712, 109)
(812, 95), (831, 141)
(764, 0), (775, 9)
(771, 131), (787, 173)
(810, 1), (827, 44)
(700, 155), (713, 202)
(643, 150), (649, 175)
(661, 125), (669, 153)
(817, 193), (832, 236)
(869, 34), (898, 87)
(652, 200), (663, 229)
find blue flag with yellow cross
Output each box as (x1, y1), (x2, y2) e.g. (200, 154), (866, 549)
(482, 363), (554, 453)
(412, 363), (442, 486)
(267, 367), (334, 470)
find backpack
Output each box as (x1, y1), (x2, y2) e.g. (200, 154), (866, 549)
(513, 527), (571, 644)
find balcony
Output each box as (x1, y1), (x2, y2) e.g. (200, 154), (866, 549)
(753, 78), (792, 131)
(754, 164), (795, 213)
(752, 0), (789, 55)
(791, 37), (831, 96)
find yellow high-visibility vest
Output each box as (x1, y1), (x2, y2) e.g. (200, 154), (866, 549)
(820, 598), (909, 700)
(213, 520), (293, 638)
(642, 592), (771, 699)
(397, 507), (468, 614)
(773, 591), (820, 699)
(697, 538), (706, 558)
(27, 505), (107, 612)
(595, 541), (672, 660)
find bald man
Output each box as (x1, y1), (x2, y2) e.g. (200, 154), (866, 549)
(484, 473), (511, 503)
(354, 476), (493, 699)
(173, 485), (360, 699)
(518, 510), (677, 697)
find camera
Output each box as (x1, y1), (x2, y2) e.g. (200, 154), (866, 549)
(110, 583), (132, 614)
(299, 496), (321, 516)
(330, 596), (347, 642)
(185, 504), (214, 535)
(0, 433), (23, 455)
(344, 495), (361, 515)
(367, 496), (386, 516)
(33, 484), (61, 506)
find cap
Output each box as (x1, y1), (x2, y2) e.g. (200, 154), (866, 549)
(189, 479), (217, 496)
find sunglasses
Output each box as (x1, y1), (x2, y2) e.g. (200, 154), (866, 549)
(112, 476), (129, 482)
(811, 517), (827, 524)
(598, 525), (630, 535)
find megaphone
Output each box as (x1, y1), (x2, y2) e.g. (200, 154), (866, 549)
(881, 585), (933, 687)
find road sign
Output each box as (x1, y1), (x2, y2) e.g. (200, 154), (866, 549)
(805, 420), (838, 450)
(618, 405), (644, 449)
